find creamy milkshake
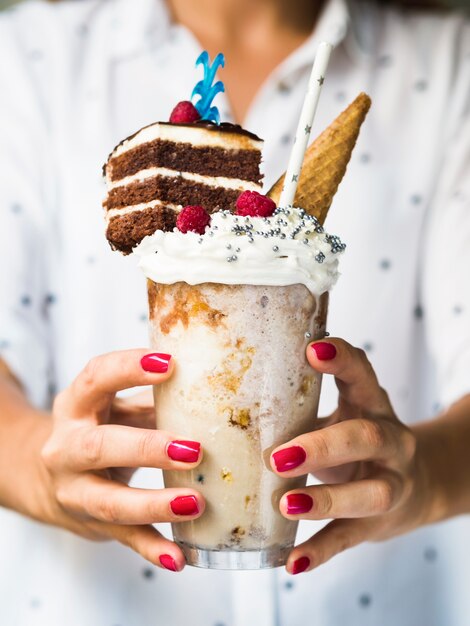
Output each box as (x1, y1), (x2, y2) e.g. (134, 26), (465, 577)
(135, 206), (344, 568)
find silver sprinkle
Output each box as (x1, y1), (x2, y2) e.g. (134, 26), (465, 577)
(236, 247), (241, 253)
(272, 245), (279, 252)
(305, 332), (312, 339)
(303, 239), (309, 245)
(226, 244), (232, 250)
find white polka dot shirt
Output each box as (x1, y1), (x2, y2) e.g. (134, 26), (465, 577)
(0, 0), (469, 625)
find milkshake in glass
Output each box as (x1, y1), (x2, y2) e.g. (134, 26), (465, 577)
(135, 206), (344, 569)
(102, 51), (370, 568)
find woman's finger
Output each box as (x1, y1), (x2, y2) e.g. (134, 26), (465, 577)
(55, 349), (174, 420)
(306, 339), (392, 415)
(43, 425), (202, 472)
(286, 518), (371, 575)
(57, 474), (205, 525)
(280, 469), (405, 520)
(92, 521), (186, 572)
(270, 417), (414, 476)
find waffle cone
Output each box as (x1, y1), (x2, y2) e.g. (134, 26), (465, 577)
(267, 92), (371, 224)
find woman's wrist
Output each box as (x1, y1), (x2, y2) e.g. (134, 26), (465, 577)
(0, 407), (53, 521)
(0, 370), (55, 521)
(412, 395), (470, 526)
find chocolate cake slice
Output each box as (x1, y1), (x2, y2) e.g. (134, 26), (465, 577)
(103, 121), (264, 254)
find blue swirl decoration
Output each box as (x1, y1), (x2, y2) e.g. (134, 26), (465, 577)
(191, 51), (225, 124)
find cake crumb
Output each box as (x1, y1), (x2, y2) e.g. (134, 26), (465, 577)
(228, 408), (251, 430)
(231, 526), (246, 544)
(221, 467), (233, 482)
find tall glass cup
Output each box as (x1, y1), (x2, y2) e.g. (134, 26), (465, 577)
(148, 280), (328, 569)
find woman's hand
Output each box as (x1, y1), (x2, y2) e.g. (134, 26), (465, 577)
(270, 339), (431, 575)
(40, 349), (205, 572)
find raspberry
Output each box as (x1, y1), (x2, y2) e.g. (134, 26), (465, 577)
(235, 191), (276, 218)
(176, 205), (211, 235)
(169, 101), (201, 124)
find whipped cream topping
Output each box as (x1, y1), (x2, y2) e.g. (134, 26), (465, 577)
(133, 207), (345, 296)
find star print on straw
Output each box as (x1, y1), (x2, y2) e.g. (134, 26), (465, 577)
(278, 42), (332, 208)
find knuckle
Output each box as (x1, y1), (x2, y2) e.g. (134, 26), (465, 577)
(401, 428), (417, 462)
(80, 428), (106, 466)
(144, 498), (163, 522)
(310, 432), (330, 465)
(335, 529), (355, 554)
(93, 494), (122, 524)
(52, 390), (68, 416)
(115, 526), (144, 557)
(316, 488), (333, 517)
(79, 357), (101, 392)
(371, 479), (395, 513)
(356, 348), (368, 364)
(358, 419), (386, 452)
(328, 523), (357, 556)
(40, 439), (61, 471)
(137, 431), (158, 462)
(55, 485), (74, 511)
(311, 547), (325, 568)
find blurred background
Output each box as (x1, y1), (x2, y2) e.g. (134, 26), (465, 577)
(1, 0), (469, 9)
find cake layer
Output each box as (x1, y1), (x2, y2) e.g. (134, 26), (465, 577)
(107, 140), (262, 184)
(105, 175), (241, 213)
(106, 205), (177, 254)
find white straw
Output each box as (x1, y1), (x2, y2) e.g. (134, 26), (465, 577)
(278, 42), (333, 208)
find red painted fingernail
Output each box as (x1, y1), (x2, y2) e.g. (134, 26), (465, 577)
(170, 495), (199, 516)
(292, 556), (310, 575)
(159, 554), (178, 571)
(141, 353), (172, 373)
(311, 342), (337, 361)
(286, 493), (313, 515)
(272, 445), (306, 472)
(167, 440), (201, 463)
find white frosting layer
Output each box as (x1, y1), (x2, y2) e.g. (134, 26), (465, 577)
(133, 207), (345, 296)
(112, 123), (263, 159)
(107, 166), (262, 193)
(104, 201), (182, 225)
